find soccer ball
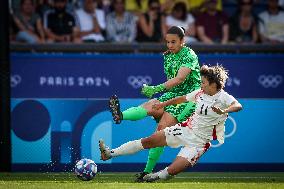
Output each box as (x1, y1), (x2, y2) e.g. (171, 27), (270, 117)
(74, 158), (97, 181)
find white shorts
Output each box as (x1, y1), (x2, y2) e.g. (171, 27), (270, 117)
(164, 124), (211, 165)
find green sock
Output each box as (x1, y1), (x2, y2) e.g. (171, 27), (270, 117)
(122, 106), (148, 121)
(144, 147), (164, 173)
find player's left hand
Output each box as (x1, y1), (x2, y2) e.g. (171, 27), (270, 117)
(212, 106), (226, 115)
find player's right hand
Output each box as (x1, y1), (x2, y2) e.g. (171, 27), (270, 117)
(141, 84), (154, 98)
(212, 106), (225, 115)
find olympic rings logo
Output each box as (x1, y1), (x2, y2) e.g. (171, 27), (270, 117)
(10, 75), (22, 87)
(127, 76), (152, 89)
(258, 75), (282, 88)
(211, 116), (237, 148)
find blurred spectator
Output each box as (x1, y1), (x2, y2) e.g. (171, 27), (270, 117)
(44, 0), (78, 42)
(159, 0), (222, 15)
(77, 0), (113, 14)
(160, 0), (189, 15)
(100, 0), (112, 14)
(35, 0), (53, 19)
(12, 0), (76, 15)
(136, 0), (166, 42)
(229, 0), (259, 43)
(13, 0), (45, 44)
(258, 0), (284, 43)
(106, 0), (137, 43)
(75, 0), (105, 42)
(196, 0), (229, 44)
(165, 2), (197, 43)
(188, 0), (223, 16)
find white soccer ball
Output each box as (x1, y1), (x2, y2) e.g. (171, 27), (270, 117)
(74, 158), (97, 181)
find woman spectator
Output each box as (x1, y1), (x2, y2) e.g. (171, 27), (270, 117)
(13, 0), (45, 43)
(229, 0), (259, 43)
(136, 0), (166, 42)
(106, 0), (137, 43)
(165, 2), (197, 43)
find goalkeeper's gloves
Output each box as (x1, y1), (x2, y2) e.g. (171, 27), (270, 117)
(141, 84), (166, 98)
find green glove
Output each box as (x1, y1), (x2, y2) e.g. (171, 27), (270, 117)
(141, 84), (166, 98)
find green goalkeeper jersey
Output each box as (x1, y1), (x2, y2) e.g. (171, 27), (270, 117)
(158, 46), (201, 122)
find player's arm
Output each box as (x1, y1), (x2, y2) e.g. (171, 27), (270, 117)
(153, 95), (187, 110)
(212, 101), (243, 115)
(142, 67), (191, 98)
(153, 89), (200, 110)
(163, 67), (191, 89)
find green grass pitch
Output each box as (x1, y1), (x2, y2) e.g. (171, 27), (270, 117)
(1, 172), (284, 189)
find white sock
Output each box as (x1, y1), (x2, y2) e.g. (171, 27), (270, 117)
(110, 139), (144, 157)
(158, 167), (173, 180)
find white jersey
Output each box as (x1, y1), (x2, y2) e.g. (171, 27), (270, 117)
(185, 89), (236, 141)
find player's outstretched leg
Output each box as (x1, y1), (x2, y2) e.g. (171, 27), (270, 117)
(109, 95), (148, 124)
(99, 138), (145, 161)
(99, 131), (166, 163)
(109, 95), (123, 124)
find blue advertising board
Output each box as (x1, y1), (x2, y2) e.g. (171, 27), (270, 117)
(11, 98), (284, 171)
(10, 53), (284, 172)
(11, 53), (284, 98)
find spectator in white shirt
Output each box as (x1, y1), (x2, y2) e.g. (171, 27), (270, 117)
(258, 0), (284, 43)
(165, 2), (198, 43)
(75, 0), (105, 42)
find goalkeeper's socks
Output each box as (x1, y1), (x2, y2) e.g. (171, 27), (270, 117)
(144, 147), (164, 173)
(110, 139), (144, 157)
(122, 106), (147, 121)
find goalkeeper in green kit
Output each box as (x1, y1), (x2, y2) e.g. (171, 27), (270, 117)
(109, 26), (201, 182)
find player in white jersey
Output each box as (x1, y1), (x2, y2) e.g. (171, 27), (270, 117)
(99, 65), (242, 182)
